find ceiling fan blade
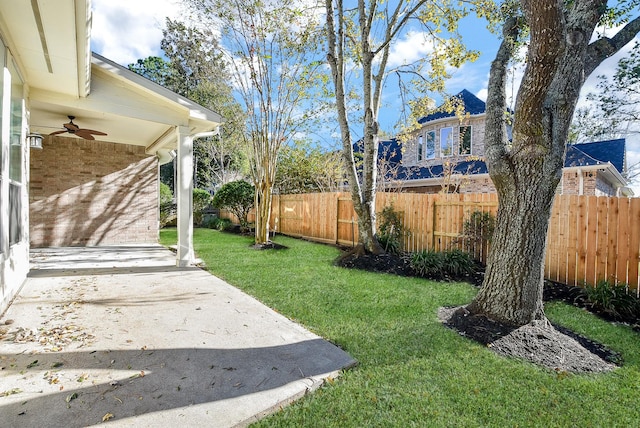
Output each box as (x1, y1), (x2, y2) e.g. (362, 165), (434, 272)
(75, 130), (96, 140)
(49, 130), (67, 135)
(64, 122), (80, 131)
(81, 129), (108, 136)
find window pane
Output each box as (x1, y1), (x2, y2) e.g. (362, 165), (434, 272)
(426, 131), (435, 159)
(9, 59), (23, 183)
(417, 134), (423, 161)
(0, 41), (4, 169)
(440, 127), (453, 157)
(459, 126), (471, 155)
(9, 183), (21, 245)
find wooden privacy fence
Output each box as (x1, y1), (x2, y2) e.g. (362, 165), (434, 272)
(222, 192), (640, 293)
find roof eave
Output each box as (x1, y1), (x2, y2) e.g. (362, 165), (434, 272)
(418, 113), (486, 127)
(91, 52), (223, 125)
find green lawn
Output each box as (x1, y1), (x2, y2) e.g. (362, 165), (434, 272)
(161, 228), (640, 427)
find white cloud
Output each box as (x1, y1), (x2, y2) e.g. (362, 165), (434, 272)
(91, 0), (182, 65)
(386, 31), (435, 68)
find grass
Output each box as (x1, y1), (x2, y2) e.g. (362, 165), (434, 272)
(161, 228), (640, 427)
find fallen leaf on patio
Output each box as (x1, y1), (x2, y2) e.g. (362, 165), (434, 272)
(102, 413), (114, 422)
(26, 360), (39, 368)
(77, 374), (88, 382)
(65, 392), (78, 403)
(1, 388), (22, 397)
(51, 362), (64, 368)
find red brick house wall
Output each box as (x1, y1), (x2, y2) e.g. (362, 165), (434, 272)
(29, 136), (158, 247)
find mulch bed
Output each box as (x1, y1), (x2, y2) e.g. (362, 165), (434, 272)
(335, 250), (640, 327)
(335, 250), (637, 371)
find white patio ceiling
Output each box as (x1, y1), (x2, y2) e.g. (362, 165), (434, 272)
(1, 0), (222, 154)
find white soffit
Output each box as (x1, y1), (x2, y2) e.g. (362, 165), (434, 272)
(0, 0), (90, 97)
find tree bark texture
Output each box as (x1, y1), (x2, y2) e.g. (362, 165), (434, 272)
(468, 0), (640, 326)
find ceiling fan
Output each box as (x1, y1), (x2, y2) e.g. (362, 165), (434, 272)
(49, 116), (108, 140)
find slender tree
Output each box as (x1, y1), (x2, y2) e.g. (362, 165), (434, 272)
(186, 0), (325, 245)
(324, 0), (488, 254)
(467, 1), (640, 326)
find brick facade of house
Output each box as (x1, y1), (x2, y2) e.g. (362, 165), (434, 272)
(29, 136), (158, 247)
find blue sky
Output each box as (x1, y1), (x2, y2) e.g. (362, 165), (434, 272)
(91, 0), (640, 191)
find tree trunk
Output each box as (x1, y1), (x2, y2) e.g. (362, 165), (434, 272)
(467, 167), (557, 325)
(467, 1), (640, 327)
(254, 179), (272, 244)
(326, 0), (383, 255)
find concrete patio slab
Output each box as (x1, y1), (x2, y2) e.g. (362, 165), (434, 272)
(0, 245), (356, 427)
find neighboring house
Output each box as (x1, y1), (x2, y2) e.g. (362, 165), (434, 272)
(382, 89), (632, 196)
(0, 0), (222, 315)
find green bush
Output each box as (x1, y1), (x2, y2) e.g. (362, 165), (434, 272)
(457, 210), (495, 260)
(411, 249), (475, 279)
(210, 217), (232, 231)
(159, 182), (175, 227)
(442, 249), (475, 276)
(411, 250), (445, 277)
(212, 180), (255, 230)
(193, 188), (213, 225)
(463, 210), (495, 243)
(377, 204), (404, 255)
(584, 280), (639, 320)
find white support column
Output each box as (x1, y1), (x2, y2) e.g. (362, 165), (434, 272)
(176, 126), (195, 267)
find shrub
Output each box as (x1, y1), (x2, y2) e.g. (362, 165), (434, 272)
(454, 210), (495, 261)
(442, 249), (475, 276)
(193, 188), (213, 225)
(212, 180), (255, 231)
(411, 249), (475, 279)
(584, 280), (639, 320)
(159, 182), (175, 227)
(377, 204), (404, 255)
(411, 250), (444, 277)
(210, 217), (232, 231)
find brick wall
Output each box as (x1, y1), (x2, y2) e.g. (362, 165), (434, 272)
(29, 136), (158, 247)
(560, 170), (613, 196)
(460, 176), (496, 194)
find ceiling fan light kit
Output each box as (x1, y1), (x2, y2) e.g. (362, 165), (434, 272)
(49, 115), (108, 141)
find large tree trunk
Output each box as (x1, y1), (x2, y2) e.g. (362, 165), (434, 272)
(467, 166), (558, 324)
(467, 0), (640, 326)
